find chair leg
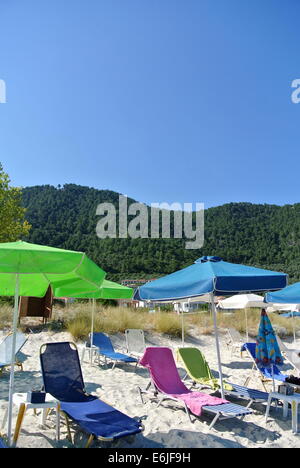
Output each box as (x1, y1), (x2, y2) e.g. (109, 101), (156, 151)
(64, 413), (72, 443)
(261, 379), (269, 393)
(13, 403), (26, 447)
(208, 413), (220, 431)
(81, 347), (86, 363)
(244, 375), (251, 387)
(42, 408), (51, 426)
(1, 405), (8, 431)
(156, 397), (165, 409)
(183, 403), (193, 423)
(246, 399), (254, 409)
(85, 434), (94, 449)
(138, 387), (145, 404)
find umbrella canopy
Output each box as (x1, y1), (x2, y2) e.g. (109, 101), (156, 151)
(266, 282), (300, 305)
(0, 241), (106, 446)
(72, 279), (133, 299)
(217, 294), (265, 310)
(266, 303), (300, 313)
(0, 241), (105, 297)
(265, 285), (300, 347)
(134, 256), (287, 301)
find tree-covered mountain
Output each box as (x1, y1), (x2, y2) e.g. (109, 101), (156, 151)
(21, 184), (300, 282)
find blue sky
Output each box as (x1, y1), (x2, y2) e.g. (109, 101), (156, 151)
(0, 0), (300, 208)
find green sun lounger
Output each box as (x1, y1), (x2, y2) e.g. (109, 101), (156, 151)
(177, 347), (271, 409)
(177, 347), (232, 391)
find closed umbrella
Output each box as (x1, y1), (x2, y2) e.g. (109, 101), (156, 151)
(0, 241), (106, 445)
(255, 309), (284, 392)
(134, 256), (287, 398)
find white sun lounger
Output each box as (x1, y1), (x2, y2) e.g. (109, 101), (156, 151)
(276, 336), (300, 376)
(226, 328), (246, 357)
(125, 329), (146, 358)
(0, 332), (27, 374)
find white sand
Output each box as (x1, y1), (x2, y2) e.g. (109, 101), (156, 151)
(0, 328), (300, 448)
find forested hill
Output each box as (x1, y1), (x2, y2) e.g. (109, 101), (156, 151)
(21, 184), (300, 282)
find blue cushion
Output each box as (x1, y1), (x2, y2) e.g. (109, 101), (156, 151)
(61, 397), (141, 439)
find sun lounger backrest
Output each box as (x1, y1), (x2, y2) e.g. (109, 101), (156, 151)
(244, 342), (256, 360)
(0, 332), (27, 364)
(40, 342), (86, 402)
(140, 347), (189, 395)
(275, 335), (288, 353)
(125, 329), (145, 355)
(177, 347), (213, 381)
(228, 328), (242, 343)
(244, 342), (284, 379)
(90, 333), (115, 354)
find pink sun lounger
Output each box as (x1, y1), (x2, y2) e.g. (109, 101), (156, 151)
(138, 347), (252, 430)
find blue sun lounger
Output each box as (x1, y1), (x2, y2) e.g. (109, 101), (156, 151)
(40, 342), (143, 448)
(225, 382), (270, 408)
(89, 333), (138, 370)
(0, 438), (6, 448)
(242, 342), (287, 390)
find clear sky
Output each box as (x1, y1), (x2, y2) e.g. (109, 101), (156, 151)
(0, 0), (300, 208)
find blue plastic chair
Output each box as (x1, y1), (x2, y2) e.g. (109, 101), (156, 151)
(90, 333), (138, 369)
(242, 342), (287, 390)
(40, 342), (143, 447)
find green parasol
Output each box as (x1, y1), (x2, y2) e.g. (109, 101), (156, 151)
(0, 241), (106, 445)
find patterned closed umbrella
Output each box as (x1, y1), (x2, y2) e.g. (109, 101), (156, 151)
(256, 309), (284, 391)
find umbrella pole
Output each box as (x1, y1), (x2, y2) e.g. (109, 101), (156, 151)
(245, 308), (249, 342)
(272, 365), (275, 393)
(181, 310), (184, 347)
(211, 292), (225, 399)
(90, 299), (95, 364)
(293, 312), (296, 345)
(7, 274), (20, 446)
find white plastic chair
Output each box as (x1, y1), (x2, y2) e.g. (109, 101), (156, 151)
(125, 329), (145, 358)
(226, 328), (244, 357)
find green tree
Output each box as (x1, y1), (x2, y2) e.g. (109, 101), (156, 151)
(0, 164), (31, 242)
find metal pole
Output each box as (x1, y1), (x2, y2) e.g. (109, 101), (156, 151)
(181, 310), (184, 347)
(211, 292), (225, 399)
(245, 308), (249, 342)
(8, 274), (20, 446)
(293, 311), (296, 345)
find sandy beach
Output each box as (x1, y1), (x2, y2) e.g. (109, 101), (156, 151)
(0, 327), (299, 449)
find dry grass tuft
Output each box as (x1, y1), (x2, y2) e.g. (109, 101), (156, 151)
(0, 302), (298, 342)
